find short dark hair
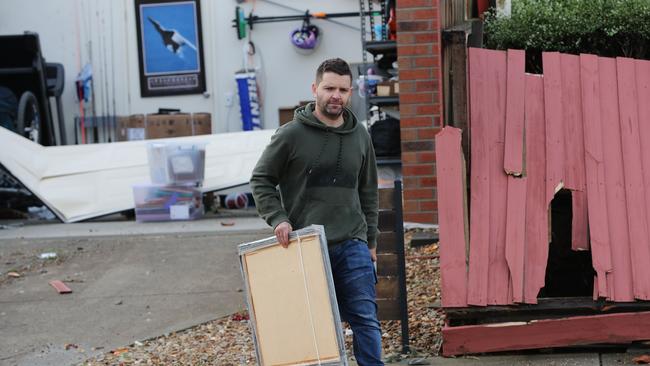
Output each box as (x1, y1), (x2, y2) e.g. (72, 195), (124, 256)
(316, 58), (352, 85)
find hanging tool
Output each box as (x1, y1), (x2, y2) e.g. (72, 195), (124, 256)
(233, 6), (383, 39)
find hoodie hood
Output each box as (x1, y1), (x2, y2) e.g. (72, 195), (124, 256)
(295, 102), (358, 134)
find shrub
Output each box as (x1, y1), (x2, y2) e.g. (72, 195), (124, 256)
(483, 0), (650, 72)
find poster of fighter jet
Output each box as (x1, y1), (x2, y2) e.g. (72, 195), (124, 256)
(135, 0), (206, 97)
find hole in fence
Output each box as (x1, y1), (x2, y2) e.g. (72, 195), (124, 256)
(540, 189), (594, 298)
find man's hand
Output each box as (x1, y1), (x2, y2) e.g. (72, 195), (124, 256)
(275, 221), (293, 248)
(369, 247), (377, 262)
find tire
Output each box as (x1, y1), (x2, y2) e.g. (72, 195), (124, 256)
(16, 91), (41, 143)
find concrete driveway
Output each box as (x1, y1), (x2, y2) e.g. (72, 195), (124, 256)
(0, 217), (272, 366)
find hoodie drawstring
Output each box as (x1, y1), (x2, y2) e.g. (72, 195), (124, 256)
(308, 132), (344, 186)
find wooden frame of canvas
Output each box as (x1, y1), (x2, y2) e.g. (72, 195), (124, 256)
(238, 225), (348, 366)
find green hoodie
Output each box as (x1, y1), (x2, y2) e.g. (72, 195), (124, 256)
(250, 102), (378, 248)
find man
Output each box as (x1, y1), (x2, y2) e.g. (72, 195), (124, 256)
(250, 58), (382, 365)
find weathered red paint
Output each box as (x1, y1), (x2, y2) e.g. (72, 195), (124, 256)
(561, 54), (587, 192)
(523, 75), (548, 304)
(599, 57), (634, 302)
(561, 54), (590, 251)
(503, 49), (526, 176)
(580, 53), (612, 298)
(617, 57), (650, 300)
(485, 48), (511, 305)
(635, 58), (650, 300)
(467, 47), (490, 306)
(571, 193), (590, 251)
(435, 127), (469, 307)
(442, 310), (650, 356)
(542, 52), (565, 203)
(505, 175), (527, 303)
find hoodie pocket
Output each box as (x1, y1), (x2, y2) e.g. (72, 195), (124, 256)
(294, 187), (366, 238)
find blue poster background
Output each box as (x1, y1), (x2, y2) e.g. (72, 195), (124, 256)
(141, 2), (199, 74)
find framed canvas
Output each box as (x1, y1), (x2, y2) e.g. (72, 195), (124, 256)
(238, 225), (348, 366)
(134, 0), (206, 97)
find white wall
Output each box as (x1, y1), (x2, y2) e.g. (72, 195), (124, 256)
(0, 0), (363, 143)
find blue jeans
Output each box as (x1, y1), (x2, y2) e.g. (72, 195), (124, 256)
(329, 239), (383, 366)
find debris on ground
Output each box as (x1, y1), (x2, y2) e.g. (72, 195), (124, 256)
(39, 252), (58, 259)
(49, 280), (72, 294)
(81, 228), (442, 365)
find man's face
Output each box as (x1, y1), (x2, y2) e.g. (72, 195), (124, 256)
(312, 72), (353, 120)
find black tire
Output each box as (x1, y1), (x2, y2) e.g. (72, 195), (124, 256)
(16, 91), (41, 143)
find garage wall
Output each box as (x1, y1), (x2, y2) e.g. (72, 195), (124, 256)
(0, 0), (363, 143)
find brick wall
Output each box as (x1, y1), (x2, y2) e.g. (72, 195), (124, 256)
(396, 0), (442, 224)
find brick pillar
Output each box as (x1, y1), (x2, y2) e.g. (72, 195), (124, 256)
(396, 0), (442, 224)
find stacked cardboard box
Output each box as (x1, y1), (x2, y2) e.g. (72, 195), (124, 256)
(117, 113), (213, 141)
(133, 142), (207, 222)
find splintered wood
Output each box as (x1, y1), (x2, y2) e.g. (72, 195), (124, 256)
(436, 48), (650, 355)
(437, 48), (650, 307)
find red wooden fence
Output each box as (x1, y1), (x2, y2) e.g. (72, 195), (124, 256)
(436, 48), (650, 307)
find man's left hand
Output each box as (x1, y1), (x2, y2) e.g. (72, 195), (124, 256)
(369, 247), (377, 262)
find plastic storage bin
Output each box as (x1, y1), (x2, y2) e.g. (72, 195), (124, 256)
(133, 184), (204, 222)
(147, 142), (206, 184)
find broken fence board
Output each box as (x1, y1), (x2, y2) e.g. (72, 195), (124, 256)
(571, 192), (590, 251)
(435, 127), (469, 307)
(580, 53), (612, 299)
(442, 310), (650, 356)
(561, 54), (587, 192)
(505, 175), (527, 303)
(467, 47), (491, 306)
(503, 49), (526, 176)
(486, 48), (511, 305)
(562, 54), (590, 251)
(523, 75), (548, 305)
(616, 57), (650, 300)
(599, 56), (633, 302)
(636, 58), (650, 300)
(542, 52), (565, 203)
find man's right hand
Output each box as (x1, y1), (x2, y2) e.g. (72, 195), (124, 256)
(274, 221), (293, 248)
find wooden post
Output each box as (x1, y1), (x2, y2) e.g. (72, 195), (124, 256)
(442, 20), (482, 174)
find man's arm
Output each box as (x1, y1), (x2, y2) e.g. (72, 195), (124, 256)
(250, 128), (292, 238)
(359, 135), (379, 252)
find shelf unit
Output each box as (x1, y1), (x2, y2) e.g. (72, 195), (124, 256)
(359, 0), (400, 164)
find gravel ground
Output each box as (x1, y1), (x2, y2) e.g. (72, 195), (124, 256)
(80, 229), (442, 365)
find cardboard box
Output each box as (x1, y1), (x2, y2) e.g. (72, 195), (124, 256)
(118, 113), (212, 141)
(377, 81), (399, 97)
(133, 184), (203, 222)
(278, 101), (310, 126)
(192, 113), (212, 135)
(145, 113), (193, 139)
(117, 114), (145, 141)
(278, 108), (295, 126)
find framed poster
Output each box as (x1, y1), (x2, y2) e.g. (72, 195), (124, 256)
(134, 0), (206, 97)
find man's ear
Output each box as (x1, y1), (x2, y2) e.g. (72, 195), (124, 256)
(311, 82), (317, 97)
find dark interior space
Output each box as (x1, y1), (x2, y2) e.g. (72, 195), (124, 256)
(539, 189), (594, 298)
